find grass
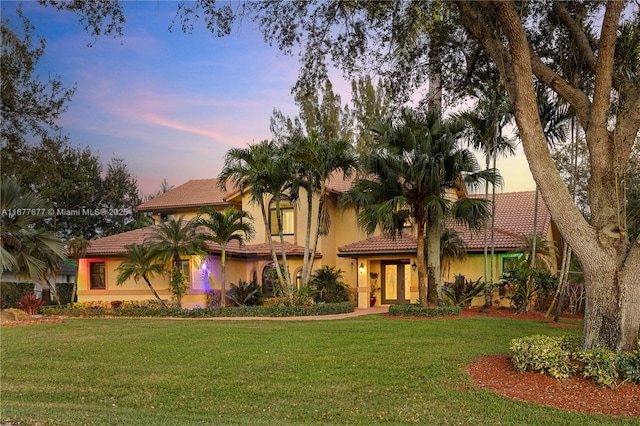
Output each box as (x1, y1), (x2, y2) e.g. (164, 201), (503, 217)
(0, 314), (635, 425)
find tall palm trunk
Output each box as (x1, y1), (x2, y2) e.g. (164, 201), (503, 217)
(258, 198), (289, 296)
(416, 218), (428, 306)
(220, 248), (227, 306)
(426, 216), (442, 305)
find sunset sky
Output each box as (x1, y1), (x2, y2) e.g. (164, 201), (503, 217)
(3, 1), (536, 196)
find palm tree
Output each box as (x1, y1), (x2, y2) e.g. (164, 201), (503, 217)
(145, 216), (207, 307)
(67, 236), (89, 306)
(455, 81), (515, 305)
(116, 243), (167, 307)
(290, 132), (358, 286)
(197, 207), (255, 305)
(219, 140), (298, 298)
(1, 178), (66, 282)
(440, 228), (467, 282)
(343, 109), (498, 306)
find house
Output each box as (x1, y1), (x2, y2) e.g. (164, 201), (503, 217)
(78, 175), (560, 309)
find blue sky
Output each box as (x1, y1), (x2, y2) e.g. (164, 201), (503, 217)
(3, 1), (535, 196)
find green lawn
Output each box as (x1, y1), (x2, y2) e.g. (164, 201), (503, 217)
(0, 315), (634, 425)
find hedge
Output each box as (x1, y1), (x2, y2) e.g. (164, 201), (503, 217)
(388, 304), (461, 317)
(41, 301), (356, 318)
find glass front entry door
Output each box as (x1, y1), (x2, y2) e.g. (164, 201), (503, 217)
(381, 261), (411, 304)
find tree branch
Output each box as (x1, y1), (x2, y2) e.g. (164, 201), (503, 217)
(553, 1), (597, 72)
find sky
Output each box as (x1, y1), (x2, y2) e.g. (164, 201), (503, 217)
(3, 1), (536, 197)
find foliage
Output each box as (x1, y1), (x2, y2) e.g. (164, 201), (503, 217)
(15, 293), (42, 315)
(443, 275), (485, 308)
(388, 304), (461, 317)
(511, 335), (640, 388)
(1, 178), (66, 281)
(169, 270), (189, 306)
(54, 282), (74, 306)
(498, 259), (558, 313)
(342, 109), (496, 306)
(510, 335), (577, 379)
(116, 243), (167, 307)
(310, 266), (349, 303)
(41, 300), (355, 318)
(205, 290), (222, 308)
(227, 279), (262, 307)
(0, 308), (30, 322)
(574, 348), (619, 388)
(616, 350), (640, 384)
(0, 282), (35, 309)
(1, 10), (75, 146)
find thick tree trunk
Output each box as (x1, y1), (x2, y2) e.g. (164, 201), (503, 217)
(456, 1), (640, 352)
(582, 252), (640, 351)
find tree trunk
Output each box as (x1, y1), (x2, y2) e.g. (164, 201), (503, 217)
(143, 274), (167, 308)
(426, 217), (441, 305)
(221, 249), (227, 307)
(416, 219), (428, 306)
(582, 254), (640, 351)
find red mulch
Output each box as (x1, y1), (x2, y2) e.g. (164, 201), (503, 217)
(467, 354), (640, 418)
(453, 307), (639, 418)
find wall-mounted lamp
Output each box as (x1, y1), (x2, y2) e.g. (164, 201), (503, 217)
(359, 262), (365, 274)
(411, 261), (417, 272)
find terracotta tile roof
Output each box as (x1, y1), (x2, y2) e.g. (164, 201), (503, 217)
(326, 171), (357, 194)
(87, 226), (315, 258)
(338, 191), (552, 255)
(86, 227), (156, 256)
(137, 179), (232, 212)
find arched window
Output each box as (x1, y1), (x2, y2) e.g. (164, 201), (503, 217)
(269, 197), (294, 235)
(295, 268), (303, 288)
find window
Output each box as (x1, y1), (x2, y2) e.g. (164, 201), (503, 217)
(269, 198), (294, 235)
(89, 262), (106, 289)
(178, 259), (191, 284)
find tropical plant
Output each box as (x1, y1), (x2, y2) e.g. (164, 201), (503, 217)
(197, 207), (255, 305)
(342, 109), (498, 306)
(145, 216), (207, 307)
(310, 266), (349, 303)
(15, 293), (42, 316)
(66, 236), (89, 306)
(290, 133), (357, 287)
(228, 279), (262, 306)
(219, 140), (297, 299)
(440, 228), (467, 282)
(1, 178), (66, 282)
(443, 275), (484, 308)
(115, 243), (167, 308)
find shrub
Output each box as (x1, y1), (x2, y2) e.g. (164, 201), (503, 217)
(510, 335), (576, 379)
(574, 348), (619, 387)
(206, 290), (223, 308)
(388, 304), (461, 317)
(228, 280), (262, 306)
(55, 282), (75, 305)
(16, 293), (43, 316)
(443, 275), (484, 307)
(311, 266), (349, 303)
(617, 350), (640, 384)
(498, 265), (558, 313)
(0, 308), (31, 322)
(40, 300), (356, 318)
(1, 282), (35, 309)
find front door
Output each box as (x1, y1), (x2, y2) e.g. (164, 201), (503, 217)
(381, 261), (412, 304)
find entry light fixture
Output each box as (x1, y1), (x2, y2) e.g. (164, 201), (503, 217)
(411, 261), (417, 271)
(359, 263), (365, 274)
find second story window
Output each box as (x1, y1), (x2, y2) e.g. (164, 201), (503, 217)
(269, 198), (294, 235)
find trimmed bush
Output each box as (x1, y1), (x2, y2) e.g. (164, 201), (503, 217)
(0, 282), (35, 309)
(510, 335), (640, 387)
(41, 300), (356, 318)
(388, 304), (461, 317)
(510, 335), (576, 379)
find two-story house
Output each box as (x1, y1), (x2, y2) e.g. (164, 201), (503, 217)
(79, 176), (560, 309)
